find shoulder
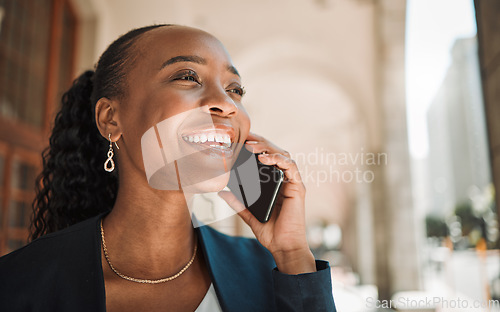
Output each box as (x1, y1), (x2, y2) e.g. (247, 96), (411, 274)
(1, 215), (99, 264)
(0, 214), (102, 286)
(0, 214), (105, 311)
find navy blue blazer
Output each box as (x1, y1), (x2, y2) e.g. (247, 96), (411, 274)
(0, 212), (336, 311)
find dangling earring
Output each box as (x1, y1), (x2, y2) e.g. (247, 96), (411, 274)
(104, 133), (119, 172)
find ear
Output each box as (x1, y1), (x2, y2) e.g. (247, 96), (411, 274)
(95, 97), (122, 142)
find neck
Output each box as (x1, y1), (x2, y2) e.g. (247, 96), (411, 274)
(102, 178), (198, 279)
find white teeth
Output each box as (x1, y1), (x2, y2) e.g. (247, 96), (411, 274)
(215, 134), (224, 143)
(182, 132), (233, 149)
(200, 134), (207, 143)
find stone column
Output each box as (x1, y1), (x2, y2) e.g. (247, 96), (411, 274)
(371, 0), (421, 299)
(475, 0), (500, 227)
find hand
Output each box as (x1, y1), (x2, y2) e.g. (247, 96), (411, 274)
(218, 132), (316, 274)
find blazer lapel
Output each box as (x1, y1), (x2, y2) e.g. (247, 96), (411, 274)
(195, 223), (277, 312)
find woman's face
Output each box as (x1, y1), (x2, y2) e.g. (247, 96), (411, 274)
(117, 26), (251, 193)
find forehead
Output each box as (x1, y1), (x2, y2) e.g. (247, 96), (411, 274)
(134, 26), (234, 68)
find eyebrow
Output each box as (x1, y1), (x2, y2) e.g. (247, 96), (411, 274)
(227, 65), (240, 77)
(160, 55), (206, 69)
(159, 55), (240, 77)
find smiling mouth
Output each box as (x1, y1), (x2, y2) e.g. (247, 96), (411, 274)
(181, 132), (233, 150)
(180, 127), (236, 157)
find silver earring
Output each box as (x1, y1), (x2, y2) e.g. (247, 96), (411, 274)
(104, 133), (119, 172)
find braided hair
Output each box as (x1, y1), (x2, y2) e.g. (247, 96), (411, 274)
(30, 24), (172, 241)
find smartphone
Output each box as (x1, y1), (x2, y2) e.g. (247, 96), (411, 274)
(227, 145), (284, 223)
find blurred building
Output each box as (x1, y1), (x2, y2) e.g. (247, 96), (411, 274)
(427, 37), (492, 215)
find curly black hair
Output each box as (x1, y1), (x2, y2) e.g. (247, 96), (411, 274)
(30, 24), (172, 241)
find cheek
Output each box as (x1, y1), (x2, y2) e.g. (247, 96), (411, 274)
(238, 107), (251, 141)
(137, 93), (179, 124)
(119, 90), (197, 171)
(131, 91), (198, 134)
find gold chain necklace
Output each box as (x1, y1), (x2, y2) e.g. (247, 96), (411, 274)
(100, 219), (197, 284)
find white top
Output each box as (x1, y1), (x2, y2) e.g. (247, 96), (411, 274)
(194, 283), (223, 312)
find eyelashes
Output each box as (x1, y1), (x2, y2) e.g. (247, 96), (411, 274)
(172, 69), (245, 98)
(173, 69), (201, 83)
(227, 85), (245, 96)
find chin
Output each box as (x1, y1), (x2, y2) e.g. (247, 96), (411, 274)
(181, 171), (230, 194)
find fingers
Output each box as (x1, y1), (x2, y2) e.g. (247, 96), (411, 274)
(257, 153), (304, 188)
(244, 131), (305, 194)
(245, 132), (290, 157)
(217, 190), (245, 212)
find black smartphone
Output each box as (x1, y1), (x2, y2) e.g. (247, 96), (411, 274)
(227, 145), (284, 223)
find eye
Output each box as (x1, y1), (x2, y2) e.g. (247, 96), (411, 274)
(173, 70), (200, 84)
(227, 85), (245, 97)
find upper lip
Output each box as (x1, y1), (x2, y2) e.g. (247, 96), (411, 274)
(180, 124), (236, 142)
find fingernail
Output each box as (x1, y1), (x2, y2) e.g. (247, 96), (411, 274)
(258, 153), (268, 158)
(245, 141), (259, 144)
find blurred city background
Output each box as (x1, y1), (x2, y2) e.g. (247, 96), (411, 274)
(0, 0), (500, 311)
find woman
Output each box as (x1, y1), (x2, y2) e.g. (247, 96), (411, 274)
(0, 24), (336, 312)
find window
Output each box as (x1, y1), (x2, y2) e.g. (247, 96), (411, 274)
(0, 0), (78, 256)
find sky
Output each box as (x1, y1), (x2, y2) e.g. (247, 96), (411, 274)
(405, 0), (478, 159)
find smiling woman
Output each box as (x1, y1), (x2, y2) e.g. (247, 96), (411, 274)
(0, 25), (336, 312)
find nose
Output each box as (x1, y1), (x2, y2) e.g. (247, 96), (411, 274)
(201, 85), (238, 118)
